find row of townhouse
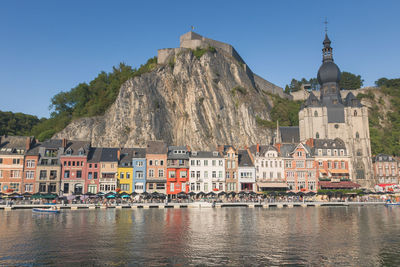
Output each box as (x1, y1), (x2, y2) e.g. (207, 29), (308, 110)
(0, 135), (367, 196)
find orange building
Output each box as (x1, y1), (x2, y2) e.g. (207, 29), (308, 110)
(23, 143), (41, 193)
(166, 146), (190, 197)
(145, 141), (167, 194)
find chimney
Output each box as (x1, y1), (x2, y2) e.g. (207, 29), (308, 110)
(186, 145), (191, 152)
(247, 148), (254, 164)
(306, 138), (314, 148)
(62, 138), (67, 148)
(275, 143), (282, 153)
(117, 149), (121, 161)
(256, 143), (260, 153)
(25, 137), (31, 151)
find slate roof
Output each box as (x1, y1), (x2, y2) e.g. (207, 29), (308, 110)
(63, 140), (91, 156)
(248, 145), (277, 156)
(100, 148), (119, 162)
(279, 143), (297, 158)
(0, 136), (30, 155)
(42, 139), (63, 149)
(344, 92), (363, 107)
(301, 92), (321, 109)
(26, 142), (42, 156)
(313, 138), (346, 150)
(189, 151), (222, 158)
(238, 150), (254, 167)
(279, 127), (300, 143)
(146, 141), (167, 154)
(373, 154), (397, 163)
(87, 147), (102, 163)
(167, 146), (189, 159)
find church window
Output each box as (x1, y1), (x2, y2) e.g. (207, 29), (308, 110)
(334, 124), (339, 129)
(354, 110), (358, 116)
(316, 132), (320, 139)
(356, 132), (360, 139)
(357, 149), (362, 156)
(314, 111), (318, 117)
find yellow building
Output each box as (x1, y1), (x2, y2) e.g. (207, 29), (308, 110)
(117, 149), (135, 193)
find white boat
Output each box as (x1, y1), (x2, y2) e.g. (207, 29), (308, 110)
(33, 208), (60, 213)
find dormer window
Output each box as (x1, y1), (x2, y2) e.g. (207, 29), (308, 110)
(66, 148), (72, 155)
(78, 148), (85, 156)
(256, 152), (259, 157)
(212, 151), (218, 157)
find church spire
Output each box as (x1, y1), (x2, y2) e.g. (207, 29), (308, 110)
(322, 33), (333, 63)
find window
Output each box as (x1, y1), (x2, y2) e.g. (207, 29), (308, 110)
(88, 185), (97, 194)
(88, 172), (93, 179)
(232, 161), (236, 168)
(354, 110), (357, 116)
(296, 161), (304, 168)
(196, 171), (200, 178)
(306, 161), (313, 168)
(285, 161), (292, 168)
(170, 183), (174, 192)
(155, 160), (159, 166)
(196, 160), (201, 166)
(158, 169), (164, 178)
(26, 171), (34, 179)
(219, 160), (223, 166)
(39, 183), (46, 192)
(40, 170), (47, 180)
(204, 160), (208, 166)
(49, 183), (57, 193)
(74, 184), (83, 194)
(27, 160), (35, 168)
(204, 171), (208, 178)
(126, 172), (131, 179)
(68, 161), (71, 166)
(76, 171), (82, 178)
(314, 110), (318, 117)
(0, 158), (2, 164)
(95, 164), (98, 168)
(212, 171), (216, 178)
(190, 160), (195, 166)
(227, 161), (231, 169)
(334, 162), (339, 169)
(64, 170), (70, 178)
(94, 172), (98, 179)
(120, 172), (124, 179)
(156, 183), (165, 190)
(240, 172), (253, 178)
(13, 158), (20, 164)
(89, 164), (92, 168)
(316, 132), (320, 139)
(160, 160), (164, 166)
(149, 160), (153, 166)
(356, 132), (360, 139)
(63, 183), (69, 193)
(149, 169), (154, 178)
(191, 183), (195, 191)
(136, 171), (144, 179)
(319, 161), (323, 167)
(212, 160), (216, 166)
(341, 161), (345, 169)
(327, 161), (331, 169)
(297, 151), (302, 157)
(219, 171), (223, 178)
(180, 171), (187, 178)
(25, 184), (33, 192)
(72, 161), (75, 167)
(137, 161), (143, 167)
(121, 184), (130, 191)
(148, 183), (154, 190)
(50, 170), (57, 179)
(226, 172), (229, 179)
(204, 183), (208, 192)
(169, 171), (176, 178)
(191, 171), (195, 178)
(196, 183), (200, 191)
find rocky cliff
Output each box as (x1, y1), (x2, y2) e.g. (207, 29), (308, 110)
(54, 47), (284, 149)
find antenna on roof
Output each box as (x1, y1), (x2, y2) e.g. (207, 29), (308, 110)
(324, 17), (328, 34)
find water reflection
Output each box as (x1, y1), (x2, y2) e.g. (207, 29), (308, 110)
(0, 206), (400, 266)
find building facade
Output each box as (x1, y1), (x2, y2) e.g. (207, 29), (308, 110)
(145, 141), (167, 194)
(60, 140), (90, 195)
(132, 148), (146, 193)
(249, 144), (286, 192)
(218, 145), (238, 192)
(117, 148), (134, 193)
(238, 149), (256, 191)
(86, 147), (101, 194)
(373, 154), (399, 185)
(189, 151), (225, 193)
(166, 146), (189, 196)
(99, 148), (119, 192)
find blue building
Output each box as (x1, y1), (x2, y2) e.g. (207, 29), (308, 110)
(132, 148), (147, 193)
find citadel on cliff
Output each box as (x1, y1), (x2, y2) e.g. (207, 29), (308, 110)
(0, 31), (383, 196)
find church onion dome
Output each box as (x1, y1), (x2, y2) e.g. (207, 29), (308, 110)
(344, 92), (362, 107)
(317, 33), (341, 86)
(317, 61), (341, 85)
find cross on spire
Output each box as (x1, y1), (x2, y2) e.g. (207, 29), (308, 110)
(324, 18), (328, 34)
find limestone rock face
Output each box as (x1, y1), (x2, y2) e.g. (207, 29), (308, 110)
(54, 49), (282, 149)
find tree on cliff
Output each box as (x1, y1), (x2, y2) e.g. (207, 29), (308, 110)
(339, 71), (364, 90)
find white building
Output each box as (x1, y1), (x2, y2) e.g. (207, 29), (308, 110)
(249, 144), (286, 192)
(238, 150), (256, 191)
(189, 151), (225, 193)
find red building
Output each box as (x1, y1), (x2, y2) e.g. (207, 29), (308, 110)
(24, 143), (41, 193)
(166, 146), (190, 197)
(60, 140), (91, 195)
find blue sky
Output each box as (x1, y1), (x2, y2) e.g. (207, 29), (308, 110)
(1, 0), (399, 118)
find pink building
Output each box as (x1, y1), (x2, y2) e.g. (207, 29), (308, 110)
(60, 140), (91, 195)
(85, 147), (101, 194)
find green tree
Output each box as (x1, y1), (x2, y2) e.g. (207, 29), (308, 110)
(339, 71), (364, 90)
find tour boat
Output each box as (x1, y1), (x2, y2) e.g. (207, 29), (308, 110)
(32, 208), (60, 214)
(385, 202), (400, 207)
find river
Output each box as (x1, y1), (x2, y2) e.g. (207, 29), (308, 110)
(0, 206), (400, 266)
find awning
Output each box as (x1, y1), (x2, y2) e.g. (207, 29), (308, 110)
(257, 182), (288, 188)
(319, 169), (327, 174)
(330, 169), (349, 174)
(319, 181), (360, 189)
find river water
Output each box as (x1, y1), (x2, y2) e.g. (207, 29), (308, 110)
(0, 206), (400, 266)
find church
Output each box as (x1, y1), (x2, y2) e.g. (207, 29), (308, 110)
(297, 33), (374, 188)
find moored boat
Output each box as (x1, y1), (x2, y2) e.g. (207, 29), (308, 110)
(33, 208), (60, 213)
